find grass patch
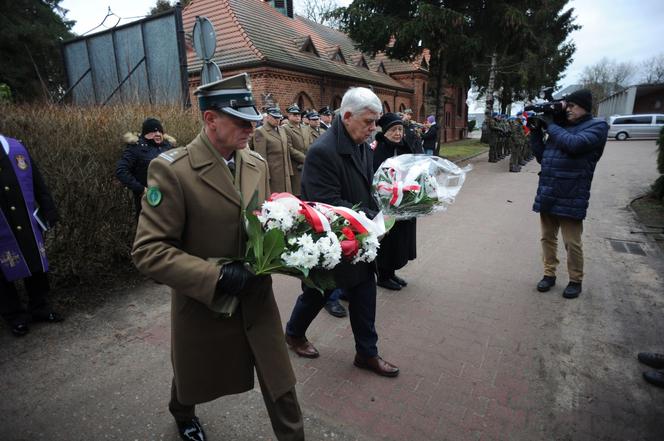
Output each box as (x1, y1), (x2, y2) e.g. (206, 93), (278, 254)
(439, 139), (489, 162)
(631, 195), (664, 251)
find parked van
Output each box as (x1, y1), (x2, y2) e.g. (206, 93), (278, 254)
(608, 114), (664, 140)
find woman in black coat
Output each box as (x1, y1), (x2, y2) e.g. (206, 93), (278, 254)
(373, 113), (422, 290)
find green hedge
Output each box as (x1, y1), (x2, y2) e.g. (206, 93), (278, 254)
(0, 103), (201, 287)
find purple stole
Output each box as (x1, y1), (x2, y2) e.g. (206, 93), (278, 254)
(0, 137), (49, 281)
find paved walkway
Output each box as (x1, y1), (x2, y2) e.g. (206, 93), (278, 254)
(1, 140), (662, 440)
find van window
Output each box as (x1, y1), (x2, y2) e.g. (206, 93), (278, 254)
(657, 116), (664, 124)
(614, 116), (652, 124)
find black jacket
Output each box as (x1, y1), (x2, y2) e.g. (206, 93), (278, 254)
(422, 124), (438, 151)
(372, 133), (418, 271)
(301, 115), (377, 288)
(116, 132), (174, 194)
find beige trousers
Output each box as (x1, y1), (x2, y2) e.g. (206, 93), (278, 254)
(540, 213), (584, 283)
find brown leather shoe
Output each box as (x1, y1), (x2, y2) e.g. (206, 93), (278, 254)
(353, 354), (399, 377)
(285, 334), (320, 358)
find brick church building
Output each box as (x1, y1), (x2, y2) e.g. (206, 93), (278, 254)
(182, 0), (467, 142)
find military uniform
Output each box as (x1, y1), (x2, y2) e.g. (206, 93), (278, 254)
(250, 119), (293, 194)
(283, 105), (307, 196)
(131, 74), (303, 441)
(486, 117), (498, 162)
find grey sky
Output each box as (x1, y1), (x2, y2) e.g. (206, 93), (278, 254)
(61, 0), (663, 89)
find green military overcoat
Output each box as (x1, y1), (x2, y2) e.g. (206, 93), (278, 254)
(131, 131), (296, 405)
(249, 122), (292, 194)
(284, 122), (308, 196)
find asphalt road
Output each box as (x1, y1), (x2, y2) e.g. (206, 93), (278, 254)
(0, 138), (662, 441)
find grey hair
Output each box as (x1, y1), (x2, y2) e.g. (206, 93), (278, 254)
(339, 87), (382, 115)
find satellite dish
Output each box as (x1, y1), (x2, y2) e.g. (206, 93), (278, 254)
(201, 61), (222, 85)
(192, 16), (216, 61)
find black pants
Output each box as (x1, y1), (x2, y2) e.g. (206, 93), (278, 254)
(0, 272), (50, 323)
(169, 376), (304, 441)
(286, 276), (378, 358)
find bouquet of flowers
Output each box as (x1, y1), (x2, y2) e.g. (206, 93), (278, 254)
(372, 154), (471, 220)
(242, 192), (387, 292)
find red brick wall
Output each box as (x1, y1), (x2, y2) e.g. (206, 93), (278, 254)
(188, 66), (467, 142)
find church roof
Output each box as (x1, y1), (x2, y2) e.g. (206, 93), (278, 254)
(183, 0), (427, 91)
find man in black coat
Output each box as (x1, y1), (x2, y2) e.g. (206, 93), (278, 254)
(116, 118), (174, 216)
(285, 87), (400, 378)
(0, 135), (62, 337)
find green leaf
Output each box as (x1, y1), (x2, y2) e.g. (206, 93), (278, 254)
(257, 228), (285, 273)
(245, 211), (263, 262)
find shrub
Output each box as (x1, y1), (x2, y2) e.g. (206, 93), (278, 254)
(468, 119), (476, 132)
(0, 103), (201, 288)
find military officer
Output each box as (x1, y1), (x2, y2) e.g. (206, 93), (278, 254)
(318, 106), (333, 130)
(0, 135), (62, 337)
(249, 107), (293, 194)
(306, 111), (325, 142)
(131, 74), (304, 441)
(283, 105), (307, 196)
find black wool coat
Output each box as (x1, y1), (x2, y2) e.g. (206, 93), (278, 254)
(301, 116), (378, 289)
(372, 133), (418, 272)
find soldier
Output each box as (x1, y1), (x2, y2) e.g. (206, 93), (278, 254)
(283, 105), (307, 196)
(0, 135), (62, 337)
(486, 113), (499, 162)
(131, 73), (304, 441)
(508, 117), (522, 172)
(249, 107), (293, 194)
(318, 106), (333, 130)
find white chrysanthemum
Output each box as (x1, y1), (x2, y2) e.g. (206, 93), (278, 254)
(352, 233), (380, 264)
(281, 234), (320, 269)
(258, 199), (300, 232)
(316, 232), (342, 269)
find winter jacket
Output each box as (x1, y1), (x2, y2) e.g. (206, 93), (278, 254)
(530, 114), (608, 220)
(116, 132), (175, 194)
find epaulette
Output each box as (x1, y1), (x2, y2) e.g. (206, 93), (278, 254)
(157, 147), (188, 164)
(247, 149), (266, 163)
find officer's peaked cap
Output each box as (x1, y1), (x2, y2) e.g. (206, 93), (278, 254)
(195, 73), (262, 122)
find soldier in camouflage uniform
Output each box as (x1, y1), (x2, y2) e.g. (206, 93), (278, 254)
(486, 114), (499, 162)
(509, 117), (522, 172)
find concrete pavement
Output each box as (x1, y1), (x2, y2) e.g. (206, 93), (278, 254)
(0, 139), (662, 440)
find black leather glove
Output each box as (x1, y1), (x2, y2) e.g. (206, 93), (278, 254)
(216, 261), (254, 297)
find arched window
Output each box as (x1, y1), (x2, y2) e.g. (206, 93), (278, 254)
(419, 104), (426, 121)
(332, 95), (342, 111)
(383, 101), (391, 113)
(294, 91), (314, 113)
(399, 103), (406, 113)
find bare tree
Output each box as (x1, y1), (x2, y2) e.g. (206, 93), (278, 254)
(296, 0), (340, 28)
(641, 53), (664, 84)
(580, 57), (636, 109)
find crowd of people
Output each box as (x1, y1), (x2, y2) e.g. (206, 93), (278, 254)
(2, 75), (662, 441)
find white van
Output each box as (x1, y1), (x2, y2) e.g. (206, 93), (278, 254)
(608, 114), (664, 140)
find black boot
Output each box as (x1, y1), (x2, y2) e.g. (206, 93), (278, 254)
(536, 275), (556, 292)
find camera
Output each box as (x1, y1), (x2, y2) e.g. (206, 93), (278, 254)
(524, 87), (566, 116)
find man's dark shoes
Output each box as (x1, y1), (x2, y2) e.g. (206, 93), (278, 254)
(285, 334), (320, 358)
(391, 275), (408, 287)
(324, 300), (347, 318)
(643, 370), (664, 388)
(536, 275), (556, 292)
(377, 278), (401, 290)
(562, 282), (582, 299)
(354, 354), (399, 377)
(11, 321), (29, 337)
(638, 352), (664, 369)
(176, 417), (206, 441)
(32, 311), (64, 323)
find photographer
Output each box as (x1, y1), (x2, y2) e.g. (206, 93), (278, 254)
(528, 89), (608, 299)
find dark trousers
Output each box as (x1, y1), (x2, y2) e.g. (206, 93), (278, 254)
(286, 276), (378, 357)
(0, 272), (50, 323)
(169, 376), (304, 441)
